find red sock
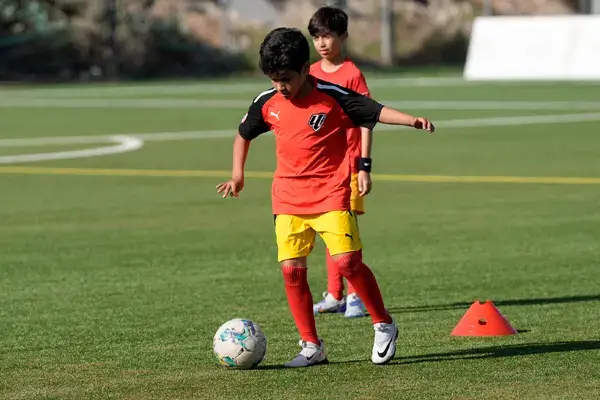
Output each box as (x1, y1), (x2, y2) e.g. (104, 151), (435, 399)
(346, 249), (361, 295)
(281, 265), (320, 344)
(326, 248), (344, 300)
(347, 280), (356, 295)
(336, 251), (392, 324)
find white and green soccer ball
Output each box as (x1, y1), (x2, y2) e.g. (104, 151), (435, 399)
(213, 318), (267, 369)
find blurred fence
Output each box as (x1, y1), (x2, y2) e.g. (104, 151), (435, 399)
(0, 0), (587, 82)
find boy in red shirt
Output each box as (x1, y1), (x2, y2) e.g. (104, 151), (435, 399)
(308, 6), (371, 319)
(217, 28), (434, 368)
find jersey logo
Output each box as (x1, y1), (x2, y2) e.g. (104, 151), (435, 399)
(270, 111), (281, 121)
(308, 113), (327, 132)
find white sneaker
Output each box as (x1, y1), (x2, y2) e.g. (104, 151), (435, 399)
(371, 319), (398, 365)
(344, 293), (366, 318)
(284, 339), (328, 368)
(313, 292), (346, 315)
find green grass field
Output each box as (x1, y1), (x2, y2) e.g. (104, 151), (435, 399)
(1, 76), (600, 399)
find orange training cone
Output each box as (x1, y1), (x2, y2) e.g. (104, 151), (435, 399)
(451, 300), (518, 336)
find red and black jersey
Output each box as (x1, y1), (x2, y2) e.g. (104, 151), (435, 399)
(239, 76), (383, 215)
(310, 59), (371, 173)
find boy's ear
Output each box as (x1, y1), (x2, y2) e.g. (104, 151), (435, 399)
(341, 32), (348, 41)
(301, 61), (310, 75)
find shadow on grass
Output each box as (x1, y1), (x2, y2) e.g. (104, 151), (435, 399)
(255, 359), (365, 370)
(255, 340), (600, 369)
(393, 340), (600, 365)
(386, 294), (600, 314)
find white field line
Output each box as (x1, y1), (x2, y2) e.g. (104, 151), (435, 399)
(0, 98), (248, 109)
(2, 113), (600, 151)
(130, 113), (600, 137)
(3, 76), (600, 99)
(122, 112), (600, 141)
(1, 113), (598, 164)
(0, 136), (143, 164)
(0, 77), (468, 98)
(1, 98), (600, 110)
(0, 135), (138, 147)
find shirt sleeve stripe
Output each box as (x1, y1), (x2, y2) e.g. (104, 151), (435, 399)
(253, 88), (276, 103)
(316, 83), (349, 95)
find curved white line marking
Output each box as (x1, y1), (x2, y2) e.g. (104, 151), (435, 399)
(0, 112), (599, 164)
(0, 136), (143, 164)
(0, 135), (123, 147)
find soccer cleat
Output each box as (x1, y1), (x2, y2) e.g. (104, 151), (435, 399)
(284, 339), (328, 368)
(371, 318), (399, 365)
(344, 293), (366, 318)
(313, 292), (346, 315)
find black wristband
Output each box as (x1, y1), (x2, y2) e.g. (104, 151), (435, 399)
(358, 158), (372, 172)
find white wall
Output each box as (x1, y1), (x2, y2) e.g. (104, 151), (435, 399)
(464, 16), (600, 81)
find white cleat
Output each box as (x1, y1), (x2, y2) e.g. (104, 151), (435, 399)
(344, 293), (366, 318)
(371, 319), (398, 365)
(313, 292), (346, 315)
(284, 339), (328, 368)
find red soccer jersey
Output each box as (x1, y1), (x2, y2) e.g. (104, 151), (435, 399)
(310, 59), (371, 173)
(238, 76), (382, 215)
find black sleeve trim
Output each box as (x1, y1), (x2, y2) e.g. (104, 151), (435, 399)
(315, 79), (383, 129)
(238, 88), (277, 140)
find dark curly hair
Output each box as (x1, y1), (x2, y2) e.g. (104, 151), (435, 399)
(259, 28), (310, 78)
(308, 6), (348, 37)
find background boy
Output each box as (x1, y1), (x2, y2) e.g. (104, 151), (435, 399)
(308, 5), (372, 319)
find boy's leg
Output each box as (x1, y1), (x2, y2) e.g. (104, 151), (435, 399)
(344, 175), (366, 317)
(347, 173), (363, 298)
(275, 214), (327, 367)
(312, 248), (346, 315)
(335, 250), (398, 365)
(326, 247), (345, 300)
(314, 174), (366, 316)
(334, 250), (390, 325)
(314, 211), (398, 364)
(343, 249), (366, 319)
(281, 258), (318, 344)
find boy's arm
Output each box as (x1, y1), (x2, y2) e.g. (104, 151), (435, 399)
(217, 133), (250, 198)
(360, 127), (372, 160)
(351, 72), (374, 195)
(357, 126), (373, 196)
(334, 89), (434, 133)
(216, 94), (272, 198)
(350, 72), (374, 159)
(325, 82), (435, 133)
(379, 107), (434, 132)
(232, 133), (250, 181)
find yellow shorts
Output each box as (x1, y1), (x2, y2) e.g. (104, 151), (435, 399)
(350, 173), (365, 215)
(275, 211), (362, 262)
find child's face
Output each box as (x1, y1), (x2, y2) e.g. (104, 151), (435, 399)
(312, 32), (347, 61)
(267, 63), (310, 100)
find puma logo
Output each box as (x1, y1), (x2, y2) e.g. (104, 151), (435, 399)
(345, 233), (354, 241)
(270, 111), (281, 121)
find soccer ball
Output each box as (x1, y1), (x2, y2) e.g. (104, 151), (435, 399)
(213, 318), (266, 369)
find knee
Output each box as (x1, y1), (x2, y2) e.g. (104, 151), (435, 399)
(334, 251), (363, 277)
(281, 261), (307, 286)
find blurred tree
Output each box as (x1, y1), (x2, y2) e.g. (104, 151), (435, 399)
(0, 0), (251, 81)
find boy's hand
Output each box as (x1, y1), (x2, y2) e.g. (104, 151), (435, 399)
(358, 170), (372, 197)
(216, 177), (244, 198)
(413, 117), (435, 133)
